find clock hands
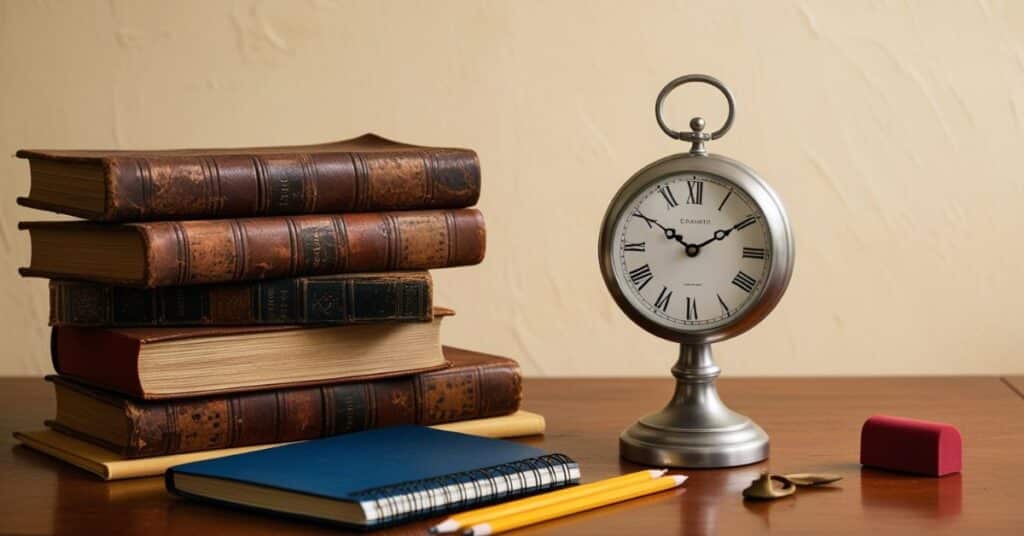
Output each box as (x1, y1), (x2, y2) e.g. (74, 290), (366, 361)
(632, 211), (692, 248)
(694, 229), (732, 249)
(632, 210), (757, 257)
(684, 215), (757, 257)
(631, 211), (659, 229)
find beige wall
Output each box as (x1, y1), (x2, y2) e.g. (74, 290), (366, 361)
(2, 1), (1023, 377)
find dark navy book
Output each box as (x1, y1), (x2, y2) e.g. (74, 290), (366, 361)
(165, 426), (579, 528)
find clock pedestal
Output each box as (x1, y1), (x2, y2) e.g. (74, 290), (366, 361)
(620, 343), (769, 468)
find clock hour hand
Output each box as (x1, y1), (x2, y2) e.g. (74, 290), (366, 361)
(688, 216), (757, 255)
(695, 228), (731, 248)
(632, 211), (691, 247)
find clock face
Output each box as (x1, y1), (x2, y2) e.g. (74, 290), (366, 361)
(611, 172), (772, 332)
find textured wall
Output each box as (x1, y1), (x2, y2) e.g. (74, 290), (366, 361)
(2, 1), (1023, 376)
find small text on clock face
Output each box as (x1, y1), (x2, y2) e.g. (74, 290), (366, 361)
(612, 173), (771, 330)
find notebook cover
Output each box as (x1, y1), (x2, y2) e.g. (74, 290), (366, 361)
(166, 427), (563, 527)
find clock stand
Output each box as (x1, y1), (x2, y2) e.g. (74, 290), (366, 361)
(620, 343), (769, 468)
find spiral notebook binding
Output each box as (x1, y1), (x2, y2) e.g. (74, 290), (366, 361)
(351, 453), (579, 525)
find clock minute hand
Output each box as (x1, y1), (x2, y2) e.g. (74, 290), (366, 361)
(632, 211), (660, 229)
(632, 211), (691, 247)
(652, 220), (692, 247)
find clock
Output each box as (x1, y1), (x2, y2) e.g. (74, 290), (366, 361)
(599, 74), (794, 468)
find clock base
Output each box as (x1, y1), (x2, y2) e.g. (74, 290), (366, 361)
(619, 343), (769, 468)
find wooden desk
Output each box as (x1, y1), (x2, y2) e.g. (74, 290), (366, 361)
(2, 377), (1021, 535)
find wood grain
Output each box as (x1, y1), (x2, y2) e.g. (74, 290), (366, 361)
(1, 377), (1021, 535)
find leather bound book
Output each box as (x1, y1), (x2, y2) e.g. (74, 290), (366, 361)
(16, 411), (546, 480)
(50, 309), (453, 398)
(49, 272), (432, 327)
(46, 347), (522, 458)
(17, 134), (480, 222)
(19, 208), (485, 287)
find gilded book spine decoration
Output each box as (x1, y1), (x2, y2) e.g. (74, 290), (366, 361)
(16, 134), (481, 221)
(96, 150), (478, 220)
(19, 208), (486, 286)
(47, 353), (522, 457)
(49, 273), (433, 326)
(140, 209), (485, 286)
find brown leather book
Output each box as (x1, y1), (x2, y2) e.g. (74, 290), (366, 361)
(17, 411), (545, 479)
(19, 209), (485, 287)
(16, 134), (480, 222)
(49, 272), (432, 327)
(45, 347), (521, 458)
(51, 309), (453, 399)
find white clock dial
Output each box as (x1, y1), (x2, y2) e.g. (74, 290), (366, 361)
(611, 172), (771, 331)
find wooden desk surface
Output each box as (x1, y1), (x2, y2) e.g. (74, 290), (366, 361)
(2, 376), (1022, 535)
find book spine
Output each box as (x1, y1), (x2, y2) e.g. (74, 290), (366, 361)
(117, 360), (521, 458)
(105, 150), (479, 221)
(49, 273), (432, 326)
(140, 209), (485, 287)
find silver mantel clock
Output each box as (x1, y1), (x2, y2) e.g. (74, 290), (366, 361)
(599, 74), (794, 468)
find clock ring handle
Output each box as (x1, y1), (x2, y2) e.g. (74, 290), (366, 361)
(655, 74), (735, 155)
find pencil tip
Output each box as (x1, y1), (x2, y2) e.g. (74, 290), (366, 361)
(672, 475), (688, 485)
(648, 468), (668, 478)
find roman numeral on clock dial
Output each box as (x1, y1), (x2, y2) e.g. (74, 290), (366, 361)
(717, 189), (732, 211)
(623, 241), (646, 252)
(686, 180), (703, 205)
(685, 296), (698, 320)
(629, 264), (653, 290)
(618, 176), (772, 327)
(632, 211), (656, 229)
(742, 247), (765, 259)
(732, 271), (757, 293)
(735, 215), (757, 230)
(659, 185), (678, 208)
(717, 293), (730, 315)
(654, 286), (672, 312)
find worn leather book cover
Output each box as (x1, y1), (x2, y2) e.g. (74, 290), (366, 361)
(46, 347), (522, 458)
(16, 411), (545, 480)
(17, 134), (480, 222)
(20, 208), (485, 287)
(50, 308), (454, 399)
(49, 272), (432, 327)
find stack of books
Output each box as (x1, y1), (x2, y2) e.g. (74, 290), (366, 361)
(13, 134), (543, 480)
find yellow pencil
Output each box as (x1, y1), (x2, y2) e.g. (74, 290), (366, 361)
(429, 469), (667, 533)
(463, 475), (687, 535)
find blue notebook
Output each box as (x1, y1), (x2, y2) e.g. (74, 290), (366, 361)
(165, 426), (579, 528)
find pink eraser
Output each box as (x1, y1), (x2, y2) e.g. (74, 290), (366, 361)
(860, 415), (962, 476)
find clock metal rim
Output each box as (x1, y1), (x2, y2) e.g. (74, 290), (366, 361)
(599, 152), (794, 345)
